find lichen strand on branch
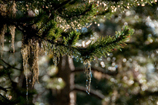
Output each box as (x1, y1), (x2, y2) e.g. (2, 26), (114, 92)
(9, 1), (16, 53)
(0, 1), (16, 54)
(0, 4), (7, 16)
(9, 1), (16, 18)
(21, 38), (39, 86)
(84, 61), (92, 94)
(77, 26), (134, 61)
(9, 25), (16, 53)
(21, 44), (30, 81)
(0, 25), (7, 57)
(0, 4), (7, 57)
(31, 41), (39, 85)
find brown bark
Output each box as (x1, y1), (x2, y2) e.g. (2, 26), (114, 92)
(55, 56), (75, 105)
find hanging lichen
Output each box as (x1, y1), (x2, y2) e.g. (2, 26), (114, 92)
(21, 45), (30, 76)
(21, 44), (30, 101)
(21, 38), (40, 102)
(9, 1), (16, 18)
(0, 4), (7, 57)
(9, 25), (16, 53)
(21, 38), (40, 85)
(0, 2), (16, 54)
(0, 4), (7, 16)
(9, 1), (16, 53)
(0, 25), (7, 57)
(38, 41), (46, 56)
(84, 61), (92, 94)
(31, 40), (39, 86)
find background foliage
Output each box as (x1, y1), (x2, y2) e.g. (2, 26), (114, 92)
(0, 0), (158, 105)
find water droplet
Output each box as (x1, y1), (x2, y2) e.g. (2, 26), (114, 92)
(84, 61), (92, 94)
(25, 75), (29, 104)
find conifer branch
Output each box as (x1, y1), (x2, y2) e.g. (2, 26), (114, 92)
(78, 26), (134, 60)
(11, 17), (134, 62)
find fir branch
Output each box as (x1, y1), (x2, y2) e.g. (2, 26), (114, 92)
(61, 30), (93, 40)
(12, 15), (134, 63)
(15, 21), (134, 62)
(78, 26), (134, 60)
(79, 30), (93, 39)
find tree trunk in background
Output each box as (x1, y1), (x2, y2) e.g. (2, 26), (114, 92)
(18, 73), (34, 105)
(55, 56), (76, 105)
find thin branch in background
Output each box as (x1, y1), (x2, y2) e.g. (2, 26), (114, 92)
(72, 85), (105, 100)
(0, 94), (16, 105)
(72, 66), (118, 76)
(0, 94), (10, 102)
(0, 86), (8, 92)
(0, 58), (22, 71)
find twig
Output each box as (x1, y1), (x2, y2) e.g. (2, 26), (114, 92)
(0, 86), (8, 92)
(72, 85), (105, 100)
(0, 58), (22, 71)
(72, 66), (118, 76)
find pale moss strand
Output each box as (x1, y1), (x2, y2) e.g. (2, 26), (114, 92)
(9, 25), (16, 53)
(0, 25), (7, 57)
(21, 45), (30, 81)
(9, 1), (16, 53)
(11, 1), (16, 17)
(21, 45), (30, 102)
(0, 2), (7, 57)
(31, 41), (39, 86)
(84, 61), (92, 94)
(0, 4), (7, 16)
